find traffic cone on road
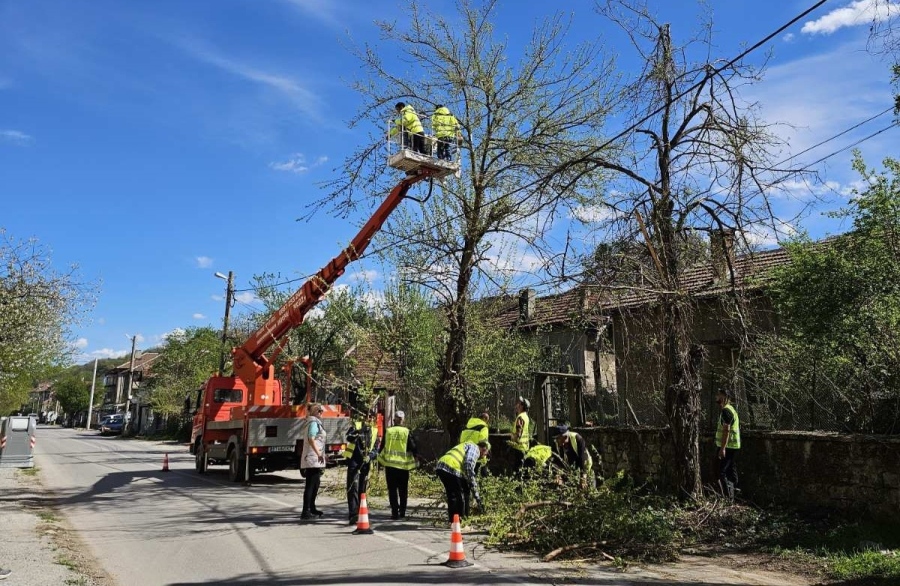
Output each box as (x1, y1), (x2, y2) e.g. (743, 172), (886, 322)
(162, 453), (170, 472)
(442, 514), (472, 568)
(352, 492), (374, 535)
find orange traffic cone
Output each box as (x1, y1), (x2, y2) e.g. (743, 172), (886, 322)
(352, 492), (374, 535)
(443, 514), (472, 568)
(162, 453), (170, 472)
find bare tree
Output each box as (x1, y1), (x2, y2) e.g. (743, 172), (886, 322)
(560, 1), (809, 498)
(315, 0), (618, 435)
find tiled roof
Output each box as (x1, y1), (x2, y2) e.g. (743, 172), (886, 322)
(493, 246), (796, 328)
(318, 334), (401, 391)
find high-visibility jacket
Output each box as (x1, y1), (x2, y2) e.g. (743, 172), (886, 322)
(438, 442), (471, 472)
(511, 412), (530, 453)
(390, 105), (424, 137)
(377, 426), (417, 470)
(342, 420), (378, 460)
(565, 431), (592, 472)
(525, 444), (552, 468)
(716, 404), (741, 449)
(459, 417), (489, 445)
(431, 106), (459, 138)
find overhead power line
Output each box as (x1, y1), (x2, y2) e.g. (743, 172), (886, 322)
(234, 0), (839, 295)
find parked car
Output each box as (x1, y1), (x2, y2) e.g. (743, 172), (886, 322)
(99, 414), (124, 436)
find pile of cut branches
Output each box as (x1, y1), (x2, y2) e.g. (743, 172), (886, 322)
(473, 470), (680, 563)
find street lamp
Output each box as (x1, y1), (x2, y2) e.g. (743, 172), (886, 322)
(215, 271), (234, 375)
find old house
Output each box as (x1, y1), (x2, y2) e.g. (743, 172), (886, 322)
(101, 352), (159, 428)
(493, 238), (789, 430)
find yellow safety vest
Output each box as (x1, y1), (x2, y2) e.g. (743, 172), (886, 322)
(439, 442), (473, 472)
(715, 404), (741, 449)
(513, 412), (530, 453)
(342, 421), (378, 460)
(431, 107), (459, 138)
(377, 426), (417, 470)
(391, 105), (423, 135)
(525, 444), (552, 467)
(566, 431), (592, 472)
(459, 417), (488, 445)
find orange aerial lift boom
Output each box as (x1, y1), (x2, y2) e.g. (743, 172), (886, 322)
(189, 159), (457, 481)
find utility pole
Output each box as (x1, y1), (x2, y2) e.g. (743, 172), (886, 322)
(87, 358), (98, 430)
(215, 270), (234, 375)
(124, 335), (137, 436)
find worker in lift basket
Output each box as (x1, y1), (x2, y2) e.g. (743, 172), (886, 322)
(389, 102), (427, 155)
(431, 104), (461, 161)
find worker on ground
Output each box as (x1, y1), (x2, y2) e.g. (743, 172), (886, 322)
(300, 403), (327, 520)
(389, 102), (427, 156)
(344, 408), (380, 525)
(459, 411), (490, 474)
(431, 104), (461, 161)
(377, 410), (417, 520)
(553, 424), (595, 489)
(523, 443), (553, 472)
(435, 440), (490, 523)
(507, 396), (531, 472)
(716, 389), (741, 501)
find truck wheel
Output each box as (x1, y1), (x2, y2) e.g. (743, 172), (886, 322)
(228, 450), (246, 482)
(195, 443), (207, 474)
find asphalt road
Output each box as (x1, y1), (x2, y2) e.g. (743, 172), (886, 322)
(31, 426), (810, 586)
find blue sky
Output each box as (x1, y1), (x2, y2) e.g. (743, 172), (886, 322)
(1, 0), (897, 364)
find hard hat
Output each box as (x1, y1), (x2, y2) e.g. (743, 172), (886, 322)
(395, 410), (405, 419)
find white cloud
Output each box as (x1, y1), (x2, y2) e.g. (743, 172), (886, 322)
(0, 129), (33, 145)
(570, 203), (625, 223)
(348, 269), (379, 283)
(802, 0), (900, 35)
(745, 220), (799, 250)
(193, 313), (206, 319)
(211, 294), (224, 302)
(782, 32), (796, 43)
(74, 337), (88, 349)
(159, 328), (186, 344)
(86, 348), (129, 360)
(284, 0), (343, 27)
(269, 153), (328, 174)
(234, 291), (261, 305)
(180, 41), (323, 121)
(743, 42), (893, 171)
(196, 256), (213, 268)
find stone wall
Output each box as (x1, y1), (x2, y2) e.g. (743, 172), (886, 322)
(413, 427), (900, 522)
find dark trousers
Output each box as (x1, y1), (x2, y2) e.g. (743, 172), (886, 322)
(512, 449), (525, 473)
(302, 468), (322, 513)
(401, 131), (427, 155)
(346, 460), (370, 519)
(385, 467), (409, 518)
(436, 137), (454, 160)
(437, 468), (467, 523)
(719, 448), (739, 500)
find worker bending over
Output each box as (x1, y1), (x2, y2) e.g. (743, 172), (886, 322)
(552, 424), (595, 489)
(435, 440), (490, 523)
(459, 411), (490, 474)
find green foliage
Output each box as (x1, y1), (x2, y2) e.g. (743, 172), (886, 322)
(746, 154), (900, 432)
(251, 273), (373, 402)
(373, 281), (442, 426)
(52, 370), (92, 414)
(146, 327), (221, 417)
(476, 471), (679, 562)
(0, 230), (95, 414)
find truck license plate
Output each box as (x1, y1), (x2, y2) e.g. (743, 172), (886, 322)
(268, 446), (294, 452)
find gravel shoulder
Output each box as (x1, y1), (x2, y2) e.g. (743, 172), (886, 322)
(0, 464), (115, 586)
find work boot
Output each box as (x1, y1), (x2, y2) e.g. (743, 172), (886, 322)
(300, 511), (312, 520)
(349, 515), (358, 526)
